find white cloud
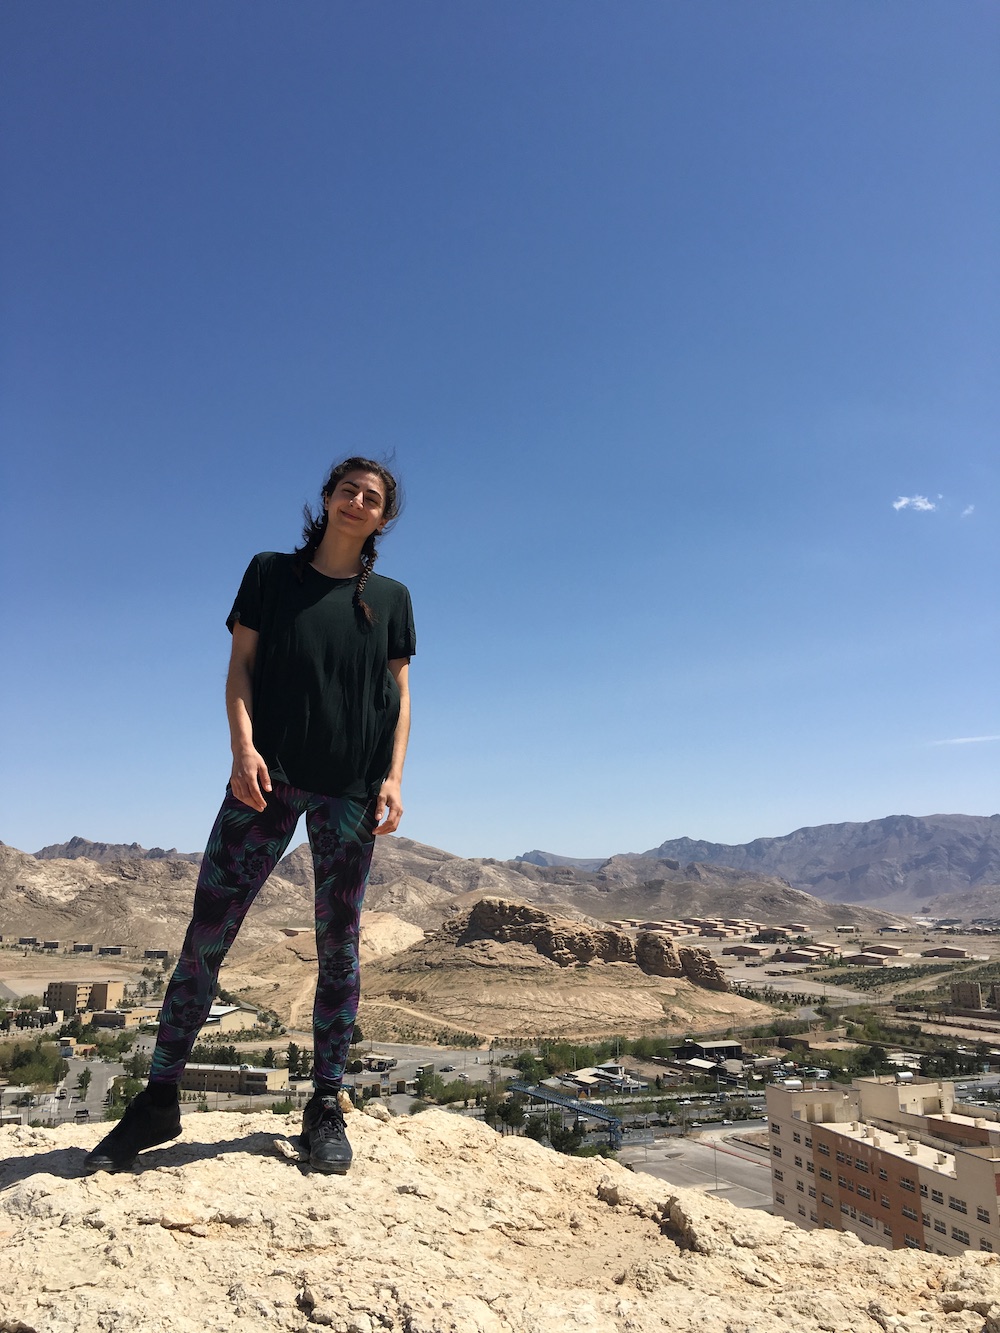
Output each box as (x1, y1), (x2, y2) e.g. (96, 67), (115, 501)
(892, 495), (937, 512)
(962, 504), (975, 518)
(931, 735), (1000, 746)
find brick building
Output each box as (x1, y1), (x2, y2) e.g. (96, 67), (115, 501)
(767, 1076), (1000, 1256)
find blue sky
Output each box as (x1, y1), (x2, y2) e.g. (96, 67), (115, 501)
(2, 2), (997, 861)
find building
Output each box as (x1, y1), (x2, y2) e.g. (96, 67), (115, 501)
(72, 942), (93, 952)
(144, 949), (168, 959)
(179, 1064), (288, 1095)
(201, 1005), (249, 1033)
(674, 1038), (743, 1063)
(98, 945), (124, 956)
(922, 947), (969, 960)
(722, 944), (769, 959)
(952, 983), (984, 1010)
(43, 980), (126, 1013)
(842, 953), (888, 967)
(767, 1076), (1000, 1256)
(865, 945), (904, 957)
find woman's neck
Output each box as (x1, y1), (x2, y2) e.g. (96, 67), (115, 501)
(310, 528), (367, 579)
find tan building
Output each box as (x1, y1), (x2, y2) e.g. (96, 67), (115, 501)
(44, 980), (126, 1013)
(767, 1076), (1000, 1256)
(179, 1063), (288, 1095)
(952, 982), (984, 1010)
(923, 947), (969, 960)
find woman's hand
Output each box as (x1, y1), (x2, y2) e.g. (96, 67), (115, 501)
(230, 749), (272, 812)
(374, 778), (403, 835)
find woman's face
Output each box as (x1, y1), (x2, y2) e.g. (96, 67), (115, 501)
(324, 470), (387, 541)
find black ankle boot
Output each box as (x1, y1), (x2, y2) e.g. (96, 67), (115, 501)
(82, 1090), (182, 1174)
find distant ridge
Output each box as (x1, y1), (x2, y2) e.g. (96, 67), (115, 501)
(518, 812), (1000, 912)
(515, 849), (605, 871)
(33, 835), (202, 864)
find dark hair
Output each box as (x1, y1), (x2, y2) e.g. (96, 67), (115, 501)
(293, 457), (401, 624)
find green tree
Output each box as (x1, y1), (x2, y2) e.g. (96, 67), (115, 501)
(262, 1048), (276, 1068)
(286, 1042), (301, 1077)
(76, 1068), (92, 1098)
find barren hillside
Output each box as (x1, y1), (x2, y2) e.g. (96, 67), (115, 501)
(3, 1107), (1000, 1332)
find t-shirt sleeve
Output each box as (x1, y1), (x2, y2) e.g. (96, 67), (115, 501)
(388, 586), (416, 659)
(226, 554), (267, 634)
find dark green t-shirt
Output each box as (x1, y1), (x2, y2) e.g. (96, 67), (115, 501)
(227, 552), (416, 800)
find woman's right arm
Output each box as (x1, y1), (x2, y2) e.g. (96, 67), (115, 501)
(226, 623), (271, 811)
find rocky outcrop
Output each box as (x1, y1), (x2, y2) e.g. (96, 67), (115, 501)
(4, 1107), (1000, 1332)
(444, 898), (728, 990)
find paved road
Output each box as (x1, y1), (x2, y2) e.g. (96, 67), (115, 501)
(619, 1130), (774, 1211)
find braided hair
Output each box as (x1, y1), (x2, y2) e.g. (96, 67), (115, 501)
(292, 456), (401, 625)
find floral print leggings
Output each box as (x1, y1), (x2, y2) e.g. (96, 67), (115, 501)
(149, 783), (376, 1089)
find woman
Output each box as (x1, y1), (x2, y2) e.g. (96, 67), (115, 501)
(85, 458), (414, 1175)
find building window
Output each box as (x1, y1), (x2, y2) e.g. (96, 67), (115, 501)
(795, 1156), (803, 1168)
(981, 1239), (994, 1252)
(820, 1167), (832, 1181)
(840, 1203), (850, 1216)
(770, 1123), (781, 1134)
(805, 1137), (813, 1148)
(881, 1195), (890, 1209)
(775, 1192), (785, 1205)
(977, 1207), (990, 1224)
(796, 1181), (804, 1193)
(859, 1213), (873, 1227)
(905, 1236), (921, 1249)
(922, 1213), (930, 1226)
(900, 1178), (915, 1193)
(934, 1219), (946, 1234)
(808, 1186), (816, 1198)
(836, 1150), (848, 1164)
(823, 1220), (834, 1229)
(949, 1197), (967, 1214)
(919, 1184), (928, 1197)
(857, 1185), (871, 1201)
(931, 1190), (943, 1205)
(883, 1225), (892, 1238)
(810, 1211), (818, 1223)
(821, 1193), (833, 1207)
(773, 1146), (782, 1158)
(798, 1205), (806, 1217)
(951, 1228), (970, 1245)
(855, 1159), (868, 1173)
(818, 1143), (830, 1157)
(902, 1206), (918, 1222)
(793, 1132), (801, 1144)
(806, 1161), (814, 1174)
(878, 1168), (888, 1181)
(774, 1169), (784, 1181)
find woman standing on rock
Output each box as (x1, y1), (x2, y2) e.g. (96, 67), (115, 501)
(85, 457), (415, 1176)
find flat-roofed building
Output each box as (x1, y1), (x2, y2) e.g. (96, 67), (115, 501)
(952, 982), (984, 1010)
(923, 947), (969, 960)
(43, 980), (126, 1013)
(179, 1064), (288, 1095)
(767, 1076), (1000, 1256)
(73, 942), (93, 952)
(866, 944), (904, 957)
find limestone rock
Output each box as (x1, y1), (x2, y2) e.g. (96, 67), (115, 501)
(0, 1109), (988, 1333)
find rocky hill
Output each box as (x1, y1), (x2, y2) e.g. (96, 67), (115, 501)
(3, 1107), (1000, 1333)
(357, 899), (773, 1043)
(524, 812), (1000, 913)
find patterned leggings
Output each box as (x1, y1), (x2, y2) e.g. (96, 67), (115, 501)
(149, 782), (376, 1089)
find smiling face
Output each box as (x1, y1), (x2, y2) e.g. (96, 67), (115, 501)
(323, 469), (387, 543)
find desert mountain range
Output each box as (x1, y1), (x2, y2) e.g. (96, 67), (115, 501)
(2, 831), (903, 954)
(5, 1107), (1000, 1332)
(521, 812), (1000, 913)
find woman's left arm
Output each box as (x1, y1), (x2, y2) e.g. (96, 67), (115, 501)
(374, 659), (410, 836)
